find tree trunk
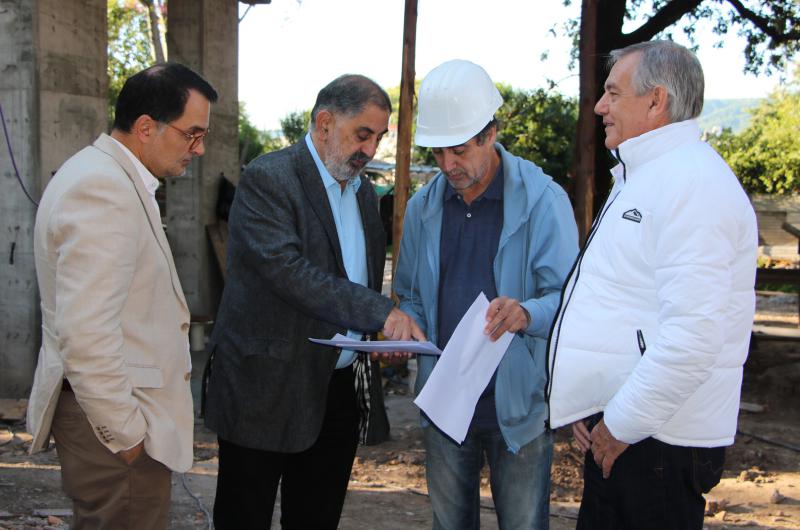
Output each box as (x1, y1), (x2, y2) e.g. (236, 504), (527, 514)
(573, 0), (627, 242)
(572, 0), (598, 245)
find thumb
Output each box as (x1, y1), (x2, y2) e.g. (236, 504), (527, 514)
(602, 456), (613, 479)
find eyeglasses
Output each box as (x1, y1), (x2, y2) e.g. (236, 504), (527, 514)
(163, 122), (209, 151)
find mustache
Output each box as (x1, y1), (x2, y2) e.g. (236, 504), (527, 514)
(349, 151), (371, 166)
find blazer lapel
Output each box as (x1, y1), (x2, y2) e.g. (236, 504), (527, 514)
(92, 134), (190, 315)
(293, 141), (347, 276)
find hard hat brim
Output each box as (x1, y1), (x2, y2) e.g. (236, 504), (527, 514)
(414, 129), (482, 148)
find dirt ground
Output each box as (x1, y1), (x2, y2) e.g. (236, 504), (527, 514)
(1, 293), (799, 529)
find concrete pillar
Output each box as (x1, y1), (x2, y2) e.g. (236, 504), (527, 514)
(166, 0), (239, 320)
(0, 0), (107, 397)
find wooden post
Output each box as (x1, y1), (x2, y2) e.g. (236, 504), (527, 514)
(392, 0), (418, 284)
(573, 0), (598, 245)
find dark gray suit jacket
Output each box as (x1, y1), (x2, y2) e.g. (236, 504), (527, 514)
(204, 140), (393, 452)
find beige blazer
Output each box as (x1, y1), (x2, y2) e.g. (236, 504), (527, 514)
(27, 134), (194, 472)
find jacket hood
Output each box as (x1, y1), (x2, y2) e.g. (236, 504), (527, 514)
(415, 143), (554, 242)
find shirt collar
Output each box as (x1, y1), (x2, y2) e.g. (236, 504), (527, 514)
(444, 159), (504, 203)
(305, 133), (362, 193)
(108, 135), (160, 197)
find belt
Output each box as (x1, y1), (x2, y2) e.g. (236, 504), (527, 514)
(62, 379), (73, 392)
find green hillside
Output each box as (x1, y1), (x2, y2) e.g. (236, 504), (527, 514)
(698, 98), (760, 133)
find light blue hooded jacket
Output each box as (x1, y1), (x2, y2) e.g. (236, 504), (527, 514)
(394, 143), (578, 452)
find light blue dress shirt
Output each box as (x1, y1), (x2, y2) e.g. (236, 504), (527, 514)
(305, 134), (368, 368)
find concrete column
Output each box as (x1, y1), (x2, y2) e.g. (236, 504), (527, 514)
(0, 0), (107, 398)
(166, 0), (239, 319)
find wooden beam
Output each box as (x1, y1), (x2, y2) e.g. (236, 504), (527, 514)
(391, 0), (418, 286)
(782, 221), (800, 253)
(0, 399), (27, 421)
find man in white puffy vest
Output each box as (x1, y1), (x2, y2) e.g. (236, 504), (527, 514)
(547, 40), (757, 529)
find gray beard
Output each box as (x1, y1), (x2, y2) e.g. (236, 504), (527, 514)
(323, 146), (360, 183)
(327, 162), (358, 183)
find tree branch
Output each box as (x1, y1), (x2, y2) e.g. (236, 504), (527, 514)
(725, 0), (800, 43)
(621, 0), (704, 46)
(141, 0), (166, 63)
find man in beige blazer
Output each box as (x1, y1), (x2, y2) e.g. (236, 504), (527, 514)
(26, 63), (218, 530)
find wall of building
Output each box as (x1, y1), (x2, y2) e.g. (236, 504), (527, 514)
(0, 0), (107, 398)
(167, 0), (239, 320)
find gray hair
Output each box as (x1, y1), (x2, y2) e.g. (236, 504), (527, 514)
(310, 74), (391, 130)
(608, 40), (704, 123)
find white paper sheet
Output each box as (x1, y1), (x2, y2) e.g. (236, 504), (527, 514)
(413, 292), (514, 443)
(309, 334), (442, 356)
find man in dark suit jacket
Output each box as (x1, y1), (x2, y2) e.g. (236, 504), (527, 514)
(205, 74), (424, 529)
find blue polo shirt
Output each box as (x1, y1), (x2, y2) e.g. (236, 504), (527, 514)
(305, 134), (367, 368)
(437, 162), (503, 429)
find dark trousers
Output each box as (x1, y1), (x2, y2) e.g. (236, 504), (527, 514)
(213, 366), (359, 530)
(577, 434), (725, 530)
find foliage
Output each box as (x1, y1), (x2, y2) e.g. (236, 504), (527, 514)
(280, 110), (311, 145)
(679, 0), (800, 76)
(239, 104), (283, 165)
(107, 0), (155, 124)
(562, 1), (800, 75)
(495, 85), (577, 184)
(708, 72), (799, 195)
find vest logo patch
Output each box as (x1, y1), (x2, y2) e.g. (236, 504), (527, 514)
(622, 208), (642, 223)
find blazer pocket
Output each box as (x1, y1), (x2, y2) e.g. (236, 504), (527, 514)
(126, 364), (164, 388)
(243, 338), (293, 362)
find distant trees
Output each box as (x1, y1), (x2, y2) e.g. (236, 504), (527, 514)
(709, 71), (799, 195)
(239, 104), (282, 166)
(280, 110), (311, 146)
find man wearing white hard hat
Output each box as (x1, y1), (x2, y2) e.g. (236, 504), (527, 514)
(394, 59), (578, 529)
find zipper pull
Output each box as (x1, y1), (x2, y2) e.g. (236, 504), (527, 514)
(636, 329), (646, 355)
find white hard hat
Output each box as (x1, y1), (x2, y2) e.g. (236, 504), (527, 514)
(415, 59), (503, 148)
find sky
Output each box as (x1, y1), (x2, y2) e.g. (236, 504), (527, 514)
(238, 0), (783, 131)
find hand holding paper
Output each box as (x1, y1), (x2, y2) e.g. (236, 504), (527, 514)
(484, 295), (530, 340)
(383, 307), (427, 342)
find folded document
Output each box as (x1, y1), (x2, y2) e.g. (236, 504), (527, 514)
(309, 334), (442, 356)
